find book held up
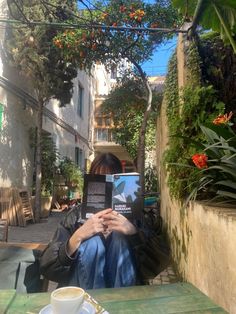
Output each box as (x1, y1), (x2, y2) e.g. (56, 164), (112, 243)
(81, 172), (143, 220)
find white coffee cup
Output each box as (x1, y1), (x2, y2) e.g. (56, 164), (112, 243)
(50, 286), (85, 314)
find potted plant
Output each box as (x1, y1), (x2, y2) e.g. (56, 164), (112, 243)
(30, 129), (59, 217)
(59, 157), (83, 200)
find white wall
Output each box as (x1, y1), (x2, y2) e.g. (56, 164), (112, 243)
(45, 69), (93, 168)
(0, 0), (36, 189)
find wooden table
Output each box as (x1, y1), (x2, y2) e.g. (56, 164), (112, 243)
(1, 283), (227, 314)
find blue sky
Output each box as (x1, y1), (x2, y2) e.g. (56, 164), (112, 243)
(142, 37), (177, 77)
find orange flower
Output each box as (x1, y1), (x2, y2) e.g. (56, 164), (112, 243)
(119, 5), (126, 13)
(80, 51), (85, 58)
(53, 39), (63, 48)
(101, 12), (109, 20)
(112, 22), (118, 27)
(135, 9), (145, 18)
(213, 112), (233, 125)
(192, 154), (208, 169)
(129, 12), (136, 19)
(92, 43), (97, 50)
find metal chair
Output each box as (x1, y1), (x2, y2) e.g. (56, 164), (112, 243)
(0, 219), (8, 242)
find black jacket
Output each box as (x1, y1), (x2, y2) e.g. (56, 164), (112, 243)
(39, 205), (147, 286)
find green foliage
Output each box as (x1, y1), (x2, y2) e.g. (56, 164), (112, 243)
(172, 0), (236, 51)
(53, 0), (179, 72)
(102, 75), (162, 159)
(198, 33), (236, 110)
(164, 43), (225, 200)
(6, 0), (78, 105)
(183, 122), (236, 204)
(59, 157), (84, 195)
(52, 0), (180, 192)
(29, 129), (59, 196)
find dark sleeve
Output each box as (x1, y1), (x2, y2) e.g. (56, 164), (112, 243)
(39, 206), (82, 283)
(126, 216), (152, 281)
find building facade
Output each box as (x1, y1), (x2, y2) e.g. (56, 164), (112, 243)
(0, 0), (93, 191)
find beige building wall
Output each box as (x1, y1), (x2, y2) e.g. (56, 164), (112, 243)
(157, 31), (236, 313)
(92, 63), (133, 166)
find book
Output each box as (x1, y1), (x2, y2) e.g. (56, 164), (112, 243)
(81, 172), (143, 220)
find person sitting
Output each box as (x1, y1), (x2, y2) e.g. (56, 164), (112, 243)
(39, 153), (146, 289)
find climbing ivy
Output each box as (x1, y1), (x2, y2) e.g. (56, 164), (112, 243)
(163, 42), (225, 200)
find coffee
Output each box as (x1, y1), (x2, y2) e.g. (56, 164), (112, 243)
(53, 288), (83, 300)
(51, 286), (85, 314)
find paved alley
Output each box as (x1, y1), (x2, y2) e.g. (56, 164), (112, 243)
(8, 210), (66, 243)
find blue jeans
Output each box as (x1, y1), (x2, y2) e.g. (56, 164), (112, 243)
(69, 232), (137, 289)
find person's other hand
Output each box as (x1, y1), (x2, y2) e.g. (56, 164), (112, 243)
(67, 208), (112, 256)
(103, 211), (137, 235)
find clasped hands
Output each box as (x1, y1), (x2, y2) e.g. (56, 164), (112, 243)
(67, 208), (137, 256)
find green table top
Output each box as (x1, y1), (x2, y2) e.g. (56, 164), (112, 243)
(1, 283), (228, 314)
(0, 290), (16, 314)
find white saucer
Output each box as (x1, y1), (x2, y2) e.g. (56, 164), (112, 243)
(39, 301), (96, 314)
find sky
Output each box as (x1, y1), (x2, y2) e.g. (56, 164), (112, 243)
(141, 37), (177, 77)
(141, 0), (177, 77)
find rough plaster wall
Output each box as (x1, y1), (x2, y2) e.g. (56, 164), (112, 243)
(0, 2), (35, 189)
(187, 204), (236, 314)
(157, 31), (236, 313)
(0, 89), (36, 188)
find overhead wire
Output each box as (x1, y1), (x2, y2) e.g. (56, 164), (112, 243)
(4, 0), (187, 35)
(0, 18), (187, 34)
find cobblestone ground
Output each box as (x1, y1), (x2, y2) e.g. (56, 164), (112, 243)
(148, 266), (180, 285)
(8, 210), (66, 243)
(7, 209), (180, 288)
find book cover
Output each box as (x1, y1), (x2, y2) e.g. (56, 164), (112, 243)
(81, 173), (142, 220)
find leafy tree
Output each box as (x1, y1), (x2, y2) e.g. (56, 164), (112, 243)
(53, 0), (179, 192)
(172, 0), (236, 53)
(102, 75), (162, 160)
(6, 0), (78, 221)
(29, 128), (59, 197)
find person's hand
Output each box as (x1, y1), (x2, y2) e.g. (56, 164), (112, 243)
(103, 211), (137, 236)
(67, 208), (112, 256)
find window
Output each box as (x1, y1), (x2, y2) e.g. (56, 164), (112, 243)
(75, 147), (84, 170)
(105, 117), (111, 126)
(95, 116), (112, 127)
(111, 65), (117, 79)
(94, 128), (113, 142)
(77, 84), (84, 118)
(96, 117), (103, 126)
(0, 103), (3, 130)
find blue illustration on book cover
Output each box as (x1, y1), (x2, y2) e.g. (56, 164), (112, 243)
(112, 174), (141, 217)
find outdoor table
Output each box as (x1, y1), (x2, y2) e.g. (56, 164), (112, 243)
(0, 283), (227, 313)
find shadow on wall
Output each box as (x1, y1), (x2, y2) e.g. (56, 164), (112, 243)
(0, 88), (35, 188)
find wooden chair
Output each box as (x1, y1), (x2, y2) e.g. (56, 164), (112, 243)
(0, 219), (8, 242)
